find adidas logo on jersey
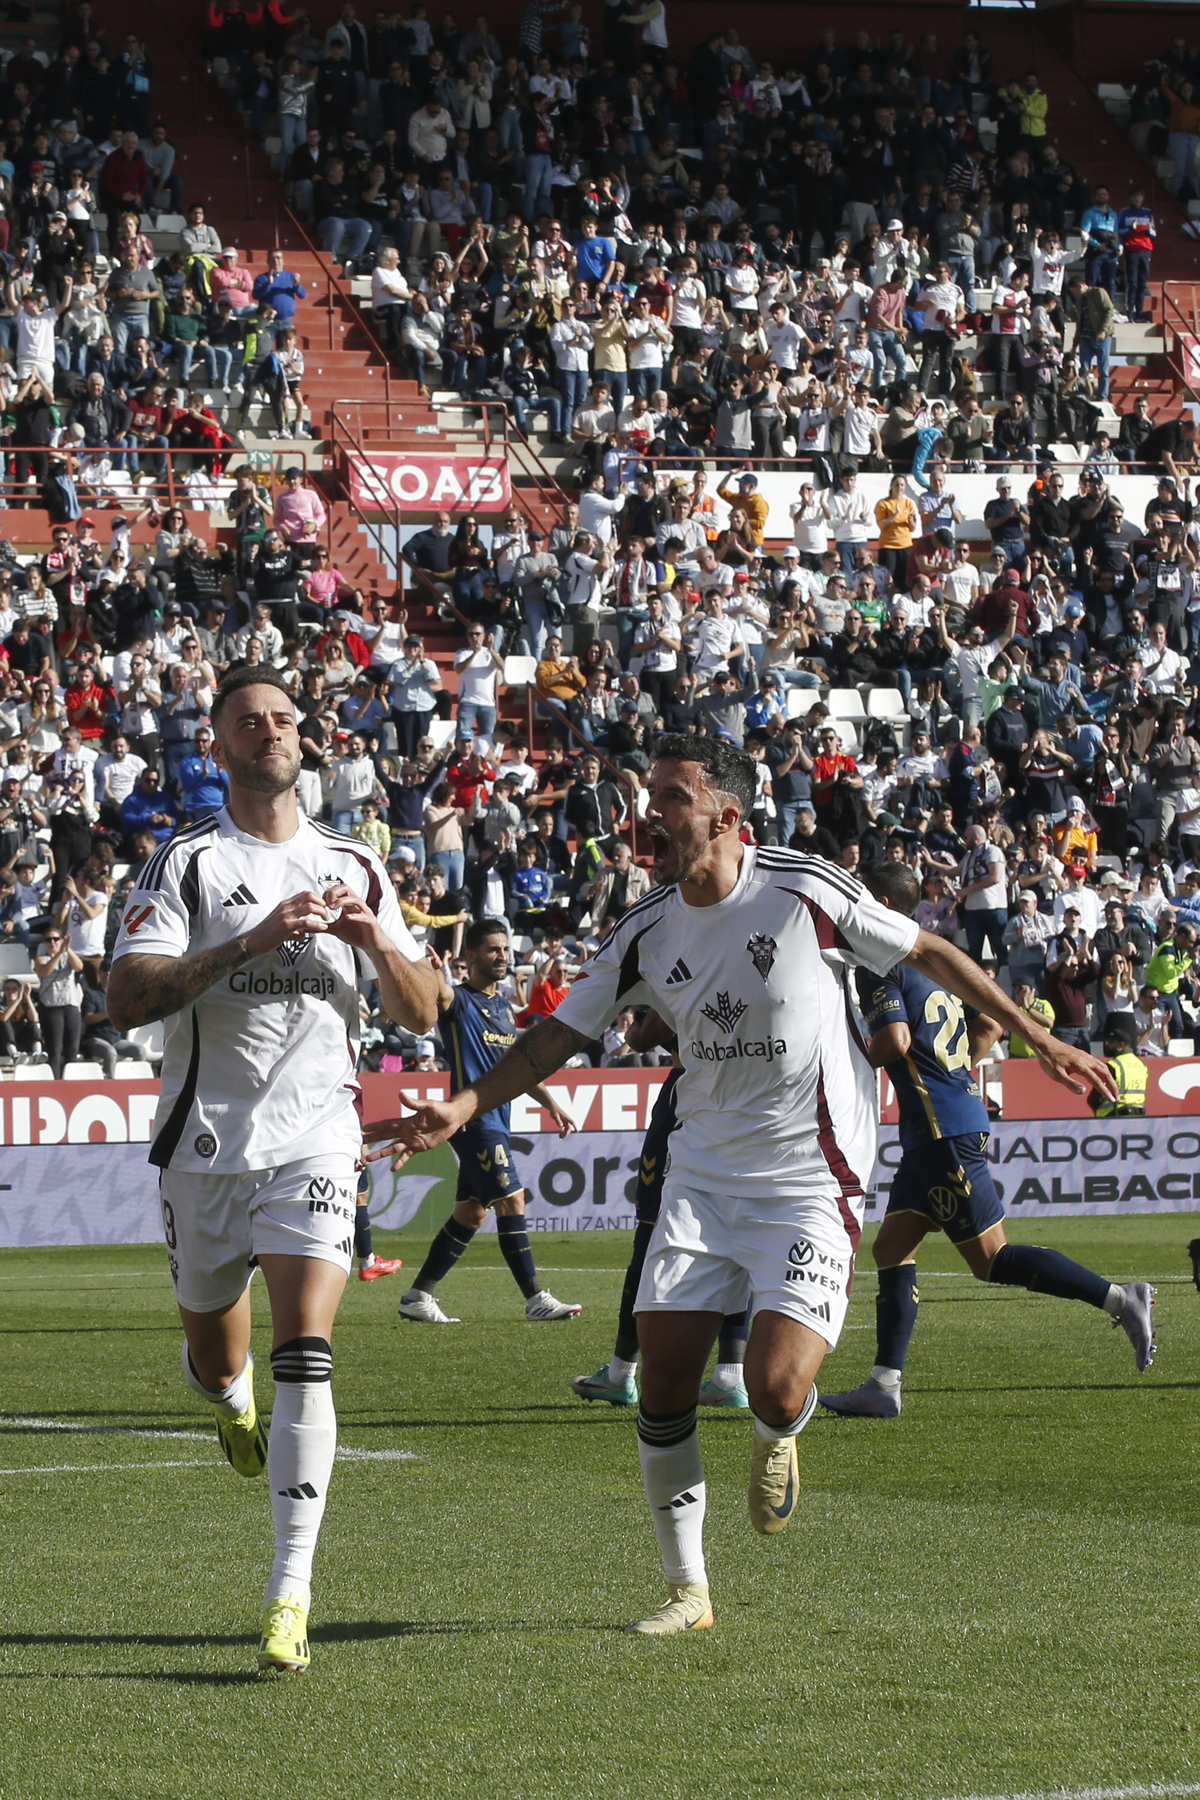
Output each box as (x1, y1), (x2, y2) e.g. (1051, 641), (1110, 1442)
(222, 883), (257, 907)
(664, 957), (693, 986)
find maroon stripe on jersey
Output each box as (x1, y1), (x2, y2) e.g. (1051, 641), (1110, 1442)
(780, 886), (851, 959)
(841, 970), (868, 1058)
(343, 848), (382, 913)
(814, 1065), (863, 1252)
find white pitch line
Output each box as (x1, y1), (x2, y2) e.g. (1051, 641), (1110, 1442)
(943, 1784), (1200, 1800)
(0, 1459), (213, 1475)
(1, 1416), (210, 1443)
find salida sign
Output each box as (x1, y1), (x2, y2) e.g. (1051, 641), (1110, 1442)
(348, 454), (511, 513)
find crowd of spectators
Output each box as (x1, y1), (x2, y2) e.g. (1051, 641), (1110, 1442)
(219, 3), (1166, 436)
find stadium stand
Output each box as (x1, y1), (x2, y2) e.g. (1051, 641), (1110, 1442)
(0, 0), (1197, 1078)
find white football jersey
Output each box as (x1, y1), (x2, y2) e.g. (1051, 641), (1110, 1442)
(553, 847), (918, 1219)
(112, 809), (421, 1174)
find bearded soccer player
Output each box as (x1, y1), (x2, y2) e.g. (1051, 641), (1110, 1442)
(367, 735), (1116, 1636)
(108, 666), (438, 1676)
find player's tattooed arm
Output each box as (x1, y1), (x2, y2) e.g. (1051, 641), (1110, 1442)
(512, 1016), (590, 1084)
(107, 940), (256, 1028)
(108, 889), (335, 1029)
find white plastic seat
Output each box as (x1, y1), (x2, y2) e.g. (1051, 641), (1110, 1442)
(125, 1021), (164, 1059)
(866, 688), (906, 720)
(12, 1062), (51, 1079)
(0, 944), (32, 976)
(827, 687), (867, 721)
(113, 1060), (154, 1078)
(1167, 1039), (1193, 1057)
(62, 1062), (106, 1080)
(426, 717), (457, 752)
(503, 654), (537, 689)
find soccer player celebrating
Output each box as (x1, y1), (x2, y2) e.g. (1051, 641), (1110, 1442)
(368, 736), (1115, 1636)
(821, 863), (1157, 1423)
(108, 665), (438, 1676)
(396, 920), (581, 1323)
(571, 1015), (749, 1408)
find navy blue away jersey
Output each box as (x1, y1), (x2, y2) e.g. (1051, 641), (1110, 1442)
(438, 983), (519, 1136)
(855, 962), (989, 1153)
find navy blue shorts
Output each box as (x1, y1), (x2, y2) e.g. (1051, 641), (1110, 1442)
(454, 1131), (523, 1208)
(885, 1132), (1004, 1244)
(634, 1072), (680, 1226)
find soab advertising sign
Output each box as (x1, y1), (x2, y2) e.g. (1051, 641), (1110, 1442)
(348, 454), (511, 513)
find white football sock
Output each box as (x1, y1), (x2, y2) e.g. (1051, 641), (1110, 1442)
(265, 1339), (337, 1609)
(636, 1408), (707, 1586)
(870, 1364), (903, 1388)
(607, 1355), (638, 1384)
(751, 1382), (819, 1442)
(180, 1337), (252, 1420)
(1101, 1285), (1124, 1318)
(712, 1362), (744, 1390)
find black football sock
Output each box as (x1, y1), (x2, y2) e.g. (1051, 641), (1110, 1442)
(988, 1242), (1110, 1309)
(875, 1264), (920, 1375)
(354, 1205), (373, 1265)
(717, 1308), (750, 1367)
(410, 1217), (475, 1294)
(614, 1219), (656, 1362)
(497, 1213), (541, 1299)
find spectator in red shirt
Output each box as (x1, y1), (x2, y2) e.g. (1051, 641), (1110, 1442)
(447, 736), (497, 813)
(100, 130), (151, 249)
(312, 609), (370, 668)
(64, 664), (111, 739)
(811, 724), (863, 835)
(974, 568), (1034, 640)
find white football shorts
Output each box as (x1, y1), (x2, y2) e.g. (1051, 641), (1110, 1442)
(158, 1155), (358, 1312)
(634, 1183), (858, 1350)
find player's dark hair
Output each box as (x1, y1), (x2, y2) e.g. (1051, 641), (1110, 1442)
(464, 916), (509, 953)
(653, 732), (756, 822)
(860, 862), (920, 917)
(210, 664), (296, 735)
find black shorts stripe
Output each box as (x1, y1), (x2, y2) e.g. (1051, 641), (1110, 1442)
(148, 1009), (201, 1170)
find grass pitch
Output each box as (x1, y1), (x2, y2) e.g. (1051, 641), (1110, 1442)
(0, 1215), (1197, 1800)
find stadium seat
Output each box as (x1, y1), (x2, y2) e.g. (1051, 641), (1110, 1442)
(866, 689), (906, 720)
(503, 654), (537, 690)
(785, 686), (817, 719)
(426, 717), (457, 752)
(113, 1061), (153, 1078)
(1167, 1040), (1193, 1056)
(126, 1022), (164, 1060)
(62, 1062), (106, 1080)
(827, 689), (867, 721)
(0, 944), (32, 976)
(11, 1062), (51, 1079)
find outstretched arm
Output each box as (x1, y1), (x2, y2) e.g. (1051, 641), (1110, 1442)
(905, 928), (1116, 1100)
(365, 1014), (589, 1163)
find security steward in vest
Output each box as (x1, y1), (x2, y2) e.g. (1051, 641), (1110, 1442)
(1090, 1014), (1149, 1117)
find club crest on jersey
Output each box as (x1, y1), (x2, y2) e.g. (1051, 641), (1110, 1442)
(278, 937), (309, 966)
(747, 932), (777, 983)
(700, 991), (748, 1035)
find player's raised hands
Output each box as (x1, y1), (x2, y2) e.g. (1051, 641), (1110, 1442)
(364, 1092), (474, 1168)
(244, 890), (333, 956)
(321, 881), (382, 951)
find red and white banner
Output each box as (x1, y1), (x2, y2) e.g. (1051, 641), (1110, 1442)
(3, 1069), (1200, 1247)
(348, 454), (511, 513)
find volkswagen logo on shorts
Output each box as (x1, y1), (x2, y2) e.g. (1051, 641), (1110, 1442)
(929, 1185), (958, 1222)
(787, 1239), (815, 1268)
(194, 1133), (217, 1158)
(308, 1176), (336, 1201)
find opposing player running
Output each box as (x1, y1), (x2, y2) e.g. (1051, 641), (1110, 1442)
(820, 864), (1157, 1422)
(108, 665), (437, 1676)
(367, 736), (1116, 1636)
(397, 918), (581, 1323)
(571, 1014), (749, 1408)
